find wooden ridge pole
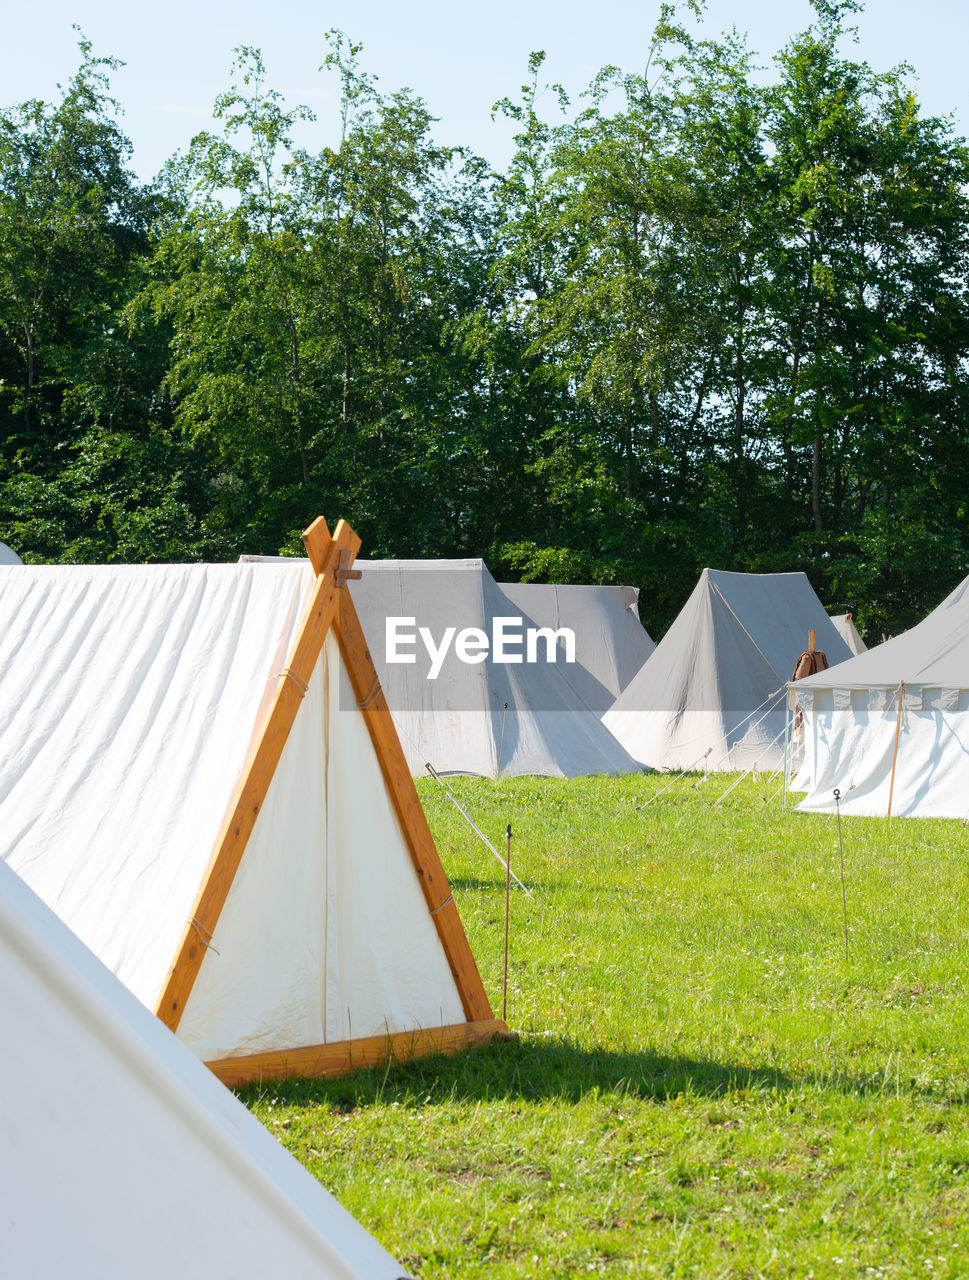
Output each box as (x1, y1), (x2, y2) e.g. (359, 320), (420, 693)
(887, 680), (904, 820)
(156, 518), (359, 1032)
(331, 587), (496, 1026)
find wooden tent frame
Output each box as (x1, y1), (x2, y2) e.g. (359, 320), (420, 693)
(155, 517), (504, 1086)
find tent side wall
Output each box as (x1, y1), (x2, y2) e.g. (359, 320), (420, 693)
(793, 684), (969, 818)
(0, 858), (408, 1280)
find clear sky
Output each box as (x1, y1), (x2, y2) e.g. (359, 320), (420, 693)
(4, 0), (967, 181)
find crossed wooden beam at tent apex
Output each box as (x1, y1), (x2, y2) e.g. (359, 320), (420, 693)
(156, 516), (504, 1086)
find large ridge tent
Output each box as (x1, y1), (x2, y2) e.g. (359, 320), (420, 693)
(603, 568), (853, 771)
(498, 582), (655, 715)
(0, 858), (408, 1280)
(792, 573), (969, 818)
(0, 518), (502, 1085)
(347, 559), (641, 778)
(831, 613), (867, 655)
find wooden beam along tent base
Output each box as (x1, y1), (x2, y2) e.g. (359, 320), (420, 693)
(0, 518), (503, 1085)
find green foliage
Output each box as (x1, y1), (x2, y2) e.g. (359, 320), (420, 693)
(241, 773), (969, 1277)
(3, 8), (969, 631)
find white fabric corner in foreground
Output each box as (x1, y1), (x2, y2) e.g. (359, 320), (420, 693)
(0, 857), (409, 1280)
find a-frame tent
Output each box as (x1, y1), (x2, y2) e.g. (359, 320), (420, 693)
(831, 612), (867, 655)
(0, 857), (408, 1280)
(0, 518), (502, 1085)
(603, 568), (853, 771)
(498, 581), (655, 715)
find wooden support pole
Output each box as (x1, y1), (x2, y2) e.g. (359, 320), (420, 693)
(156, 518), (359, 1032)
(887, 680), (904, 820)
(808, 629), (816, 652)
(332, 588), (496, 1025)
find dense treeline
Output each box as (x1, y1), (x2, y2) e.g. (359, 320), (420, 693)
(3, 2), (969, 640)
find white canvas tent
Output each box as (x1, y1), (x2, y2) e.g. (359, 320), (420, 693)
(792, 574), (969, 818)
(0, 857), (408, 1280)
(347, 559), (641, 778)
(0, 539), (21, 565)
(498, 582), (655, 714)
(831, 612), (867, 655)
(603, 568), (853, 771)
(0, 519), (501, 1085)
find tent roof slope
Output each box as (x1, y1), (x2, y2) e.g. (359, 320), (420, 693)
(348, 558), (641, 778)
(498, 581), (655, 714)
(0, 857), (409, 1280)
(610, 567), (851, 715)
(797, 573), (969, 691)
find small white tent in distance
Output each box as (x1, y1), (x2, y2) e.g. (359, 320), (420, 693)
(831, 613), (867, 655)
(347, 559), (642, 778)
(603, 568), (852, 771)
(0, 519), (502, 1086)
(793, 573), (969, 818)
(0, 857), (408, 1280)
(0, 539), (22, 565)
(498, 581), (655, 715)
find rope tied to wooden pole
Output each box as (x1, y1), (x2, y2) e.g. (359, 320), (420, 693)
(355, 676), (381, 709)
(189, 917), (221, 955)
(277, 668), (309, 696)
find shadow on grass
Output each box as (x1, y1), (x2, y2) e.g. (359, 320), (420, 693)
(237, 1034), (969, 1111)
(236, 1034), (795, 1110)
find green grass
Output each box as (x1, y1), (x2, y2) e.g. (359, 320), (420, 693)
(240, 773), (969, 1278)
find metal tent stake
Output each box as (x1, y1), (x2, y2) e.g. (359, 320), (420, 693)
(502, 823), (512, 1023)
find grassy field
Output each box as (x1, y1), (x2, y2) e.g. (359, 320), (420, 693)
(241, 773), (969, 1278)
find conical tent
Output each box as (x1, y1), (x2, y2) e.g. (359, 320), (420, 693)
(831, 613), (867, 655)
(0, 857), (408, 1280)
(498, 582), (655, 715)
(603, 568), (852, 771)
(348, 559), (641, 778)
(0, 519), (501, 1085)
(792, 574), (969, 818)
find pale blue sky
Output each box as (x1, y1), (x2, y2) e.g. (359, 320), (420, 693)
(4, 1), (967, 180)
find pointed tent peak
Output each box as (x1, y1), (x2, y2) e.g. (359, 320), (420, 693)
(302, 516), (362, 578)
